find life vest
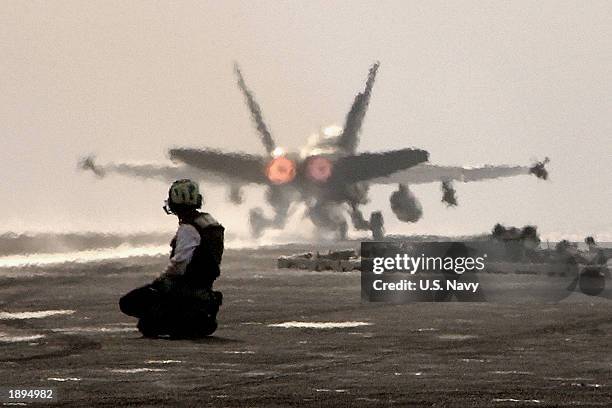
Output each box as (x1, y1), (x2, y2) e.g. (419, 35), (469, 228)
(170, 212), (225, 288)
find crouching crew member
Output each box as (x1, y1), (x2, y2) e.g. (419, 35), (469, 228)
(120, 179), (224, 338)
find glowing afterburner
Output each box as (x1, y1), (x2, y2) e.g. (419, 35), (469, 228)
(266, 156), (296, 184)
(306, 156), (333, 183)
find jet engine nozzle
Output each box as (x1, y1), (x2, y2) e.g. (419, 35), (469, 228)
(266, 156), (296, 185)
(306, 156), (333, 183)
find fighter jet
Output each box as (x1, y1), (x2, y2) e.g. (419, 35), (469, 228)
(80, 62), (549, 239)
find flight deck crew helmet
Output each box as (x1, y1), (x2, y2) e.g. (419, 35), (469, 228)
(164, 179), (203, 215)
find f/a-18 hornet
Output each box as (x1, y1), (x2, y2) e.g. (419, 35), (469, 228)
(81, 62), (549, 239)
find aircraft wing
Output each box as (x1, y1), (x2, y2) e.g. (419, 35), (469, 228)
(169, 148), (268, 184)
(79, 149), (269, 185)
(79, 156), (216, 183)
(368, 159), (549, 185)
(330, 148), (430, 184)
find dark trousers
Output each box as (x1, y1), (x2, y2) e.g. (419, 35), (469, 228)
(119, 284), (162, 318)
(119, 280), (221, 338)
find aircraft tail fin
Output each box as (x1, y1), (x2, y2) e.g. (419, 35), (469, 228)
(338, 61), (380, 152)
(234, 63), (277, 155)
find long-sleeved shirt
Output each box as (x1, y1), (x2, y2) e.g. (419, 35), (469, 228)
(161, 223), (201, 277)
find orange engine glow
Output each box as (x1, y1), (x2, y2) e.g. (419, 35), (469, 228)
(266, 156), (296, 184)
(306, 156), (333, 183)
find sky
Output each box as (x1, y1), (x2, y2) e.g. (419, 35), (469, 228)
(1, 1), (610, 241)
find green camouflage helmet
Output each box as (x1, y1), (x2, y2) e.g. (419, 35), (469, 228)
(164, 179), (202, 214)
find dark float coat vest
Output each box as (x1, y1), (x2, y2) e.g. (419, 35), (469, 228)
(170, 212), (225, 289)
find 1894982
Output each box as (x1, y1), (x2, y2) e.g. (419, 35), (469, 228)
(1, 388), (56, 402)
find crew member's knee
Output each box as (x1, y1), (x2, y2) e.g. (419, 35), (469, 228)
(119, 293), (138, 317)
(119, 285), (157, 317)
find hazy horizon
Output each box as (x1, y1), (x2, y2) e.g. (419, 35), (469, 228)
(1, 1), (610, 241)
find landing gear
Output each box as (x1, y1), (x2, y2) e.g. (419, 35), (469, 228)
(228, 185), (244, 204)
(369, 211), (384, 241)
(348, 204), (385, 240)
(441, 181), (457, 206)
(249, 208), (270, 238)
(307, 202), (349, 240)
(248, 186), (292, 237)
